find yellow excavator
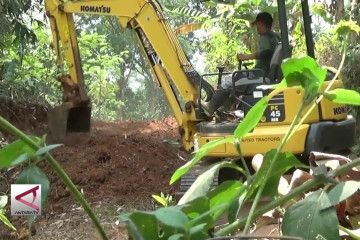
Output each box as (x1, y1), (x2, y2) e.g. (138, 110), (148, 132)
(45, 0), (355, 185)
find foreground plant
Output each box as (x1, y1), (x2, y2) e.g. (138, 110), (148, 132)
(119, 53), (360, 240)
(0, 120), (109, 239)
(0, 195), (16, 230)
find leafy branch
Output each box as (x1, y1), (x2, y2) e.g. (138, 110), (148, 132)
(217, 157), (360, 236)
(0, 116), (109, 240)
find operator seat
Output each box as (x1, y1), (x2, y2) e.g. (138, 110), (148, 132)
(267, 42), (288, 83)
(232, 42), (290, 95)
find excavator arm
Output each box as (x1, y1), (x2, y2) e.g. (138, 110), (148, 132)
(45, 0), (213, 150)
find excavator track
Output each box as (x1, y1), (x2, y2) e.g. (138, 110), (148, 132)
(180, 165), (219, 192)
(176, 158), (220, 201)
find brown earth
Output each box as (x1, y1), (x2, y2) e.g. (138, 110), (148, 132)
(0, 99), (188, 240)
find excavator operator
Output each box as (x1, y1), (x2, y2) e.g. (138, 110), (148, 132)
(202, 12), (281, 117)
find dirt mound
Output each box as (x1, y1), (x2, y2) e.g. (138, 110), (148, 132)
(0, 98), (189, 239)
(1, 114), (188, 239)
(0, 97), (48, 137)
(46, 118), (185, 205)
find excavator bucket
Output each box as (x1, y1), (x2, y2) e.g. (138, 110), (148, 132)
(48, 104), (91, 143)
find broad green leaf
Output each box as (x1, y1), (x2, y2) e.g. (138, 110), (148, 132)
(154, 207), (188, 230)
(35, 144), (63, 156)
(16, 165), (50, 209)
(179, 196), (210, 220)
(262, 152), (306, 197)
(246, 149), (276, 199)
(280, 56), (327, 104)
(186, 203), (229, 229)
(170, 137), (234, 184)
(11, 153), (30, 166)
(326, 181), (360, 208)
(246, 150), (305, 199)
(168, 234), (185, 240)
(323, 89), (360, 106)
(189, 223), (208, 237)
(180, 197), (214, 233)
(234, 97), (268, 139)
(0, 213), (16, 230)
(228, 191), (246, 223)
(282, 190), (340, 240)
(207, 180), (245, 220)
(120, 212), (158, 240)
(118, 212), (131, 221)
(0, 139), (35, 167)
(0, 196), (8, 209)
(178, 161), (240, 205)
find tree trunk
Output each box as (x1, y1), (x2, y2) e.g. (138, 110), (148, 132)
(351, 0), (359, 21)
(334, 0), (345, 23)
(117, 62), (127, 120)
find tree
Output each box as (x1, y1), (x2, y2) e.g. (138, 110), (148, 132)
(0, 0), (45, 58)
(0, 25), (60, 105)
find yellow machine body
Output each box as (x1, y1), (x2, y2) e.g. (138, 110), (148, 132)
(44, 0), (355, 159)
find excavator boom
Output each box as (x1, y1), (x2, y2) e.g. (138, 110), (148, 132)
(45, 0), (212, 149)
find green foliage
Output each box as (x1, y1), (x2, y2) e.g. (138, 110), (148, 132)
(0, 137), (39, 167)
(324, 88), (360, 105)
(78, 32), (125, 120)
(1, 0), (360, 239)
(35, 144), (63, 156)
(311, 3), (334, 24)
(152, 192), (175, 207)
(201, 28), (247, 71)
(282, 190), (340, 240)
(0, 196), (16, 230)
(291, 21), (307, 58)
(121, 180), (247, 239)
(178, 161), (243, 204)
(207, 181), (245, 220)
(234, 97), (268, 139)
(0, 0), (44, 60)
(170, 137), (235, 184)
(246, 150), (305, 199)
(133, 56), (360, 239)
(164, 6), (209, 19)
(280, 56), (327, 104)
(17, 164), (50, 210)
(332, 20), (360, 41)
(326, 181), (360, 207)
(0, 26), (61, 105)
(0, 115), (109, 239)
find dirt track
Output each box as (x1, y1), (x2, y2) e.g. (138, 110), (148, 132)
(0, 101), (187, 239)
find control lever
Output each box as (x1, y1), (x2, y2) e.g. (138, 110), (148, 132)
(238, 61), (242, 70)
(216, 66), (225, 89)
(242, 62), (252, 69)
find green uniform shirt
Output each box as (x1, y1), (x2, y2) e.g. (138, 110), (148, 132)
(255, 30), (281, 75)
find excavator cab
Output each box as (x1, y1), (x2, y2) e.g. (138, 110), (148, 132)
(193, 0), (355, 160)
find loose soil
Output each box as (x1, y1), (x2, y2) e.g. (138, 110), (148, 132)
(0, 99), (188, 239)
